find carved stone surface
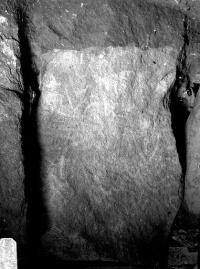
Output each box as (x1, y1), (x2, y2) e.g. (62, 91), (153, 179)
(0, 0), (200, 267)
(37, 46), (182, 265)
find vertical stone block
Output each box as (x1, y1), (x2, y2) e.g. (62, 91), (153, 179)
(38, 46), (182, 265)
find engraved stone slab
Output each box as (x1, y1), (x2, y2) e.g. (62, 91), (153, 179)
(0, 238), (17, 269)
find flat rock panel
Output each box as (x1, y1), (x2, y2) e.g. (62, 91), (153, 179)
(38, 46), (182, 266)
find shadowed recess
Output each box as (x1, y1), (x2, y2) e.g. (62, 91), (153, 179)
(15, 1), (49, 253)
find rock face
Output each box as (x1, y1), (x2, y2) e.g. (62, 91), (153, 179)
(2, 0), (200, 267)
(185, 58), (200, 215)
(0, 11), (26, 243)
(38, 46), (182, 266)
(30, 0), (185, 51)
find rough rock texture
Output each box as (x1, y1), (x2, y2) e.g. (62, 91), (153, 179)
(38, 45), (182, 266)
(149, 0), (200, 22)
(0, 11), (26, 243)
(1, 0), (200, 268)
(29, 0), (186, 52)
(185, 81), (200, 214)
(23, 0), (189, 265)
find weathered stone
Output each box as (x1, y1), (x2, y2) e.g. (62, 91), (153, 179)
(148, 0), (200, 22)
(2, 0), (200, 267)
(38, 45), (182, 266)
(0, 12), (26, 243)
(29, 0), (186, 52)
(185, 87), (200, 214)
(168, 247), (197, 266)
(180, 52), (200, 216)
